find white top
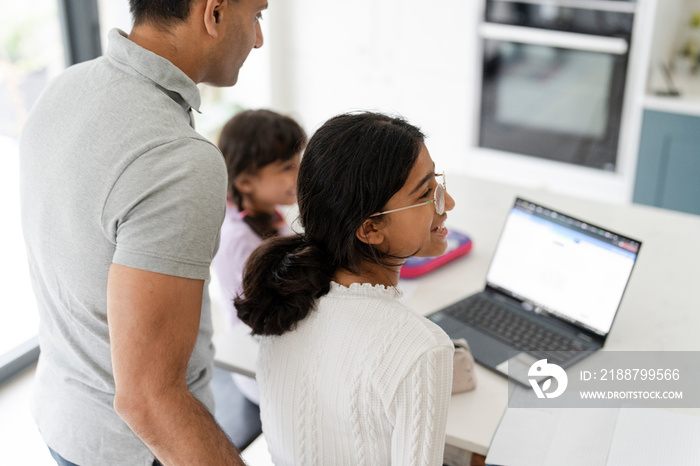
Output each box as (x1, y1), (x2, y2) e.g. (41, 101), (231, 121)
(257, 282), (454, 466)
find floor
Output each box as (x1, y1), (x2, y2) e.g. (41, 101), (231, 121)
(0, 225), (275, 466)
(210, 366), (263, 453)
(0, 365), (50, 465)
(0, 363), (274, 465)
(0, 362), (479, 465)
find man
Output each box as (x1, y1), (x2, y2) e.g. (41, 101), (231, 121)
(19, 0), (267, 464)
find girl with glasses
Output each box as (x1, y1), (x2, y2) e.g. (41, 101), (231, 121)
(236, 111), (456, 465)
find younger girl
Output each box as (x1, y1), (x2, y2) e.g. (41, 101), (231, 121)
(212, 109), (306, 404)
(236, 112), (456, 465)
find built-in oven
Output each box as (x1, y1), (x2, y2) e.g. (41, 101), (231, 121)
(478, 0), (637, 171)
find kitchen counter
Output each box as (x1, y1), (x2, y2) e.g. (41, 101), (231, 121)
(644, 94), (700, 117)
(644, 71), (700, 117)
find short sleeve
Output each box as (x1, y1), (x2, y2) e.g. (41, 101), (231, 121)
(390, 345), (454, 466)
(102, 139), (227, 280)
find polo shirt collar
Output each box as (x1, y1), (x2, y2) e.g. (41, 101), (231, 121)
(106, 28), (201, 112)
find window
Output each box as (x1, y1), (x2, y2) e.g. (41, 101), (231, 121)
(1, 0), (272, 383)
(0, 0), (66, 366)
(0, 0), (101, 383)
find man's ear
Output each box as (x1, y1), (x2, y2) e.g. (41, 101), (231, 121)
(203, 0), (226, 37)
(355, 218), (385, 246)
(233, 173), (255, 194)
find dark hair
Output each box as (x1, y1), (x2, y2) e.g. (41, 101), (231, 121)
(235, 112), (425, 336)
(129, 0), (196, 27)
(218, 109), (306, 237)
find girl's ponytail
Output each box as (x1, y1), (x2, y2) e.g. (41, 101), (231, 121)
(237, 112), (424, 336)
(235, 234), (334, 336)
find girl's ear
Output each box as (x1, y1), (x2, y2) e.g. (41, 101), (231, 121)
(355, 218), (385, 246)
(233, 173), (255, 194)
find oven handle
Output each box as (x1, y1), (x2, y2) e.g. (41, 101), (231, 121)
(479, 23), (629, 55)
(489, 0), (636, 14)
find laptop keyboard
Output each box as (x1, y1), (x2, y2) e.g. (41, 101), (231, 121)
(443, 296), (588, 362)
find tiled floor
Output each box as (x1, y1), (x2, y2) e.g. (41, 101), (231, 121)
(241, 435), (274, 465)
(0, 365), (53, 465)
(0, 282), (272, 465)
(0, 245), (276, 464)
(0, 363), (274, 465)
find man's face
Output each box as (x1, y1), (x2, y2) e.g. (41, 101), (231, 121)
(208, 0), (267, 86)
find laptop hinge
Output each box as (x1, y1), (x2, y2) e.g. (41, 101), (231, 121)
(484, 284), (605, 344)
(484, 285), (525, 307)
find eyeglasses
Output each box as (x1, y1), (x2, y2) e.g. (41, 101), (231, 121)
(370, 172), (446, 217)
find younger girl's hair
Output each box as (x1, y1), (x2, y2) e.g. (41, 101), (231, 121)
(219, 110), (306, 210)
(235, 112), (425, 336)
(218, 109), (307, 237)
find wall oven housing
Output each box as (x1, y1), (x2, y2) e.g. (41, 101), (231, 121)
(478, 0), (637, 171)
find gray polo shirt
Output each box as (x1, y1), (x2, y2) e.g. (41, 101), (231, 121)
(19, 29), (227, 465)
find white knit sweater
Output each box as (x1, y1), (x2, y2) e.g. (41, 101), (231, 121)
(257, 282), (454, 465)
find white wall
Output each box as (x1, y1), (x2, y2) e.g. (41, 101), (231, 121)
(265, 0), (663, 205)
(649, 0), (700, 69)
(267, 0), (482, 176)
(645, 0), (688, 92)
(96, 1), (272, 141)
(96, 0), (671, 205)
(97, 0), (133, 46)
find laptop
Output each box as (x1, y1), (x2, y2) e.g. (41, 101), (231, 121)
(427, 198), (642, 385)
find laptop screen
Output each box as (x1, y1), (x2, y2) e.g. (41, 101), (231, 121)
(486, 198), (641, 336)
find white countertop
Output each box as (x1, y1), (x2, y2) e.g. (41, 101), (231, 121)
(645, 70), (700, 117)
(644, 94), (700, 117)
(214, 175), (700, 456)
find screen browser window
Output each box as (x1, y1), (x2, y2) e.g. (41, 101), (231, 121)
(487, 200), (640, 336)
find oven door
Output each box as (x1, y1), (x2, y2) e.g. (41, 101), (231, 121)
(478, 7), (633, 170)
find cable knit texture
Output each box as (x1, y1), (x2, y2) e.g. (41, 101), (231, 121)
(257, 282), (454, 465)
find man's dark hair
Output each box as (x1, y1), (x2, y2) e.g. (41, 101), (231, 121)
(129, 0), (197, 26)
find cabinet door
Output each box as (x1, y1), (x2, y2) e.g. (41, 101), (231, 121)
(634, 110), (700, 216)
